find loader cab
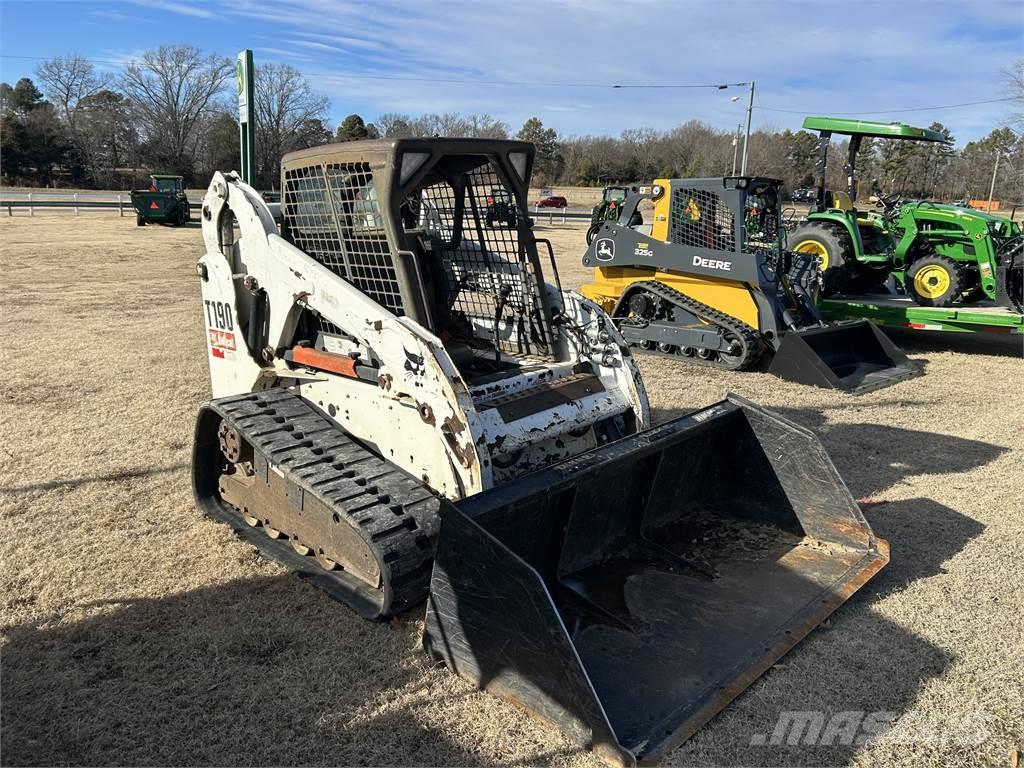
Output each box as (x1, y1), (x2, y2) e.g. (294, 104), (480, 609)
(279, 139), (561, 380)
(150, 175), (184, 194)
(603, 186), (628, 204)
(648, 176), (786, 257)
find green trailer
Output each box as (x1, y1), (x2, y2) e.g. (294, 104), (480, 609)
(821, 294), (1024, 335)
(130, 174), (191, 226)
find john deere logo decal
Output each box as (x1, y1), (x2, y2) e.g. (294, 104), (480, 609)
(595, 238), (615, 262)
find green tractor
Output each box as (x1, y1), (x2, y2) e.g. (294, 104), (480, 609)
(789, 117), (1023, 312)
(586, 185), (643, 244)
(484, 186), (517, 228)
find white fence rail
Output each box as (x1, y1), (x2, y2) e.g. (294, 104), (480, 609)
(0, 191), (203, 217)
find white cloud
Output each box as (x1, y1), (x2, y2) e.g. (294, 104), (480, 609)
(190, 0), (1024, 141)
(128, 0), (218, 19)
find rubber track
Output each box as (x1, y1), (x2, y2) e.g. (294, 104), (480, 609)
(202, 389), (442, 619)
(614, 280), (765, 371)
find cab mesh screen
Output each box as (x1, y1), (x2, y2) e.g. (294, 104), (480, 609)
(413, 161), (548, 355)
(282, 162), (403, 315)
(668, 187), (736, 252)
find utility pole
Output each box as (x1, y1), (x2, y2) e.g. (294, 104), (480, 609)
(731, 123), (741, 176)
(740, 80), (755, 175)
(987, 152), (1002, 211)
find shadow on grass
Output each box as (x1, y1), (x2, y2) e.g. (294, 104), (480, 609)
(652, 405), (1006, 500)
(882, 326), (1023, 358)
(2, 402), (999, 767)
(0, 575), (524, 767)
(0, 464), (188, 494)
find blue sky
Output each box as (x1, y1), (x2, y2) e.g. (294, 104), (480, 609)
(1, 0), (1021, 145)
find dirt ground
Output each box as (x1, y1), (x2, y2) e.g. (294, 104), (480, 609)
(1, 213), (1022, 768)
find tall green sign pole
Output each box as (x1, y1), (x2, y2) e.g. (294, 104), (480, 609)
(237, 49), (256, 184)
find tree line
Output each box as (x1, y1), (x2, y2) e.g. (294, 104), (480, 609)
(2, 47), (1022, 204)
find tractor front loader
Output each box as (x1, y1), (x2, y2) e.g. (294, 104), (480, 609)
(192, 139), (888, 763)
(581, 177), (919, 393)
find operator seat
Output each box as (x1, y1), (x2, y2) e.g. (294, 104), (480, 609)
(824, 190), (854, 211)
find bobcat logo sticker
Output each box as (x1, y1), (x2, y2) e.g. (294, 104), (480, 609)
(595, 238), (615, 262)
(403, 348), (425, 379)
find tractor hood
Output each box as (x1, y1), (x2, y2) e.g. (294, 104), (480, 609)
(902, 201), (1020, 232)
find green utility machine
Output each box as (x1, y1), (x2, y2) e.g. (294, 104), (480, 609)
(587, 185), (643, 244)
(484, 186), (518, 227)
(130, 174), (191, 226)
(789, 117), (1023, 313)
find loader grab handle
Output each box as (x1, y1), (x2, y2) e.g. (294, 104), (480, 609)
(287, 345), (359, 378)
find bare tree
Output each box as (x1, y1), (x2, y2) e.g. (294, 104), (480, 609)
(121, 45), (232, 179)
(35, 55), (117, 184)
(1006, 59), (1024, 134)
(466, 114), (509, 139)
(253, 63), (330, 187)
(35, 54), (110, 134)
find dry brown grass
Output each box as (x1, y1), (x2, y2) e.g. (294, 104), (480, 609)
(1, 213), (1022, 767)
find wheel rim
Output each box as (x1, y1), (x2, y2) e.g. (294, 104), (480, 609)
(794, 240), (829, 272)
(913, 264), (951, 299)
(718, 332), (746, 368)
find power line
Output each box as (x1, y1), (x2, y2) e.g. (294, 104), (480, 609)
(0, 53), (745, 90)
(756, 97), (1016, 116)
(4, 52), (1014, 116)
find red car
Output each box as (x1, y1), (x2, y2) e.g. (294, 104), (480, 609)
(535, 196), (568, 208)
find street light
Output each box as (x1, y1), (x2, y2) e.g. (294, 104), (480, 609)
(721, 82), (756, 175)
(610, 80), (755, 172)
(740, 81), (754, 175)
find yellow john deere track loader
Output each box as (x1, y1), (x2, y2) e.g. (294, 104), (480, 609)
(581, 177), (920, 393)
(192, 140), (888, 764)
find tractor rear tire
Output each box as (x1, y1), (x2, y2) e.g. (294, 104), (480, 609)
(907, 254), (962, 307)
(136, 215), (145, 227)
(790, 223), (854, 297)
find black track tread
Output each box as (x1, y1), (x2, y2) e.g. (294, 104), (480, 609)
(613, 280), (765, 371)
(205, 388), (441, 618)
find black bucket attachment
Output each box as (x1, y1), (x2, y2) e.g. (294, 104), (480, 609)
(423, 397), (888, 766)
(768, 319), (920, 394)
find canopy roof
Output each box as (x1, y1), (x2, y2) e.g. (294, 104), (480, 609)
(803, 117), (948, 142)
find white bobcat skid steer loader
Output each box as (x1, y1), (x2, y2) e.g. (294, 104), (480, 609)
(192, 139), (888, 764)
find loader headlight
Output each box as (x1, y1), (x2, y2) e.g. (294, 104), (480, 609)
(195, 263), (208, 281)
(651, 184), (664, 199)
